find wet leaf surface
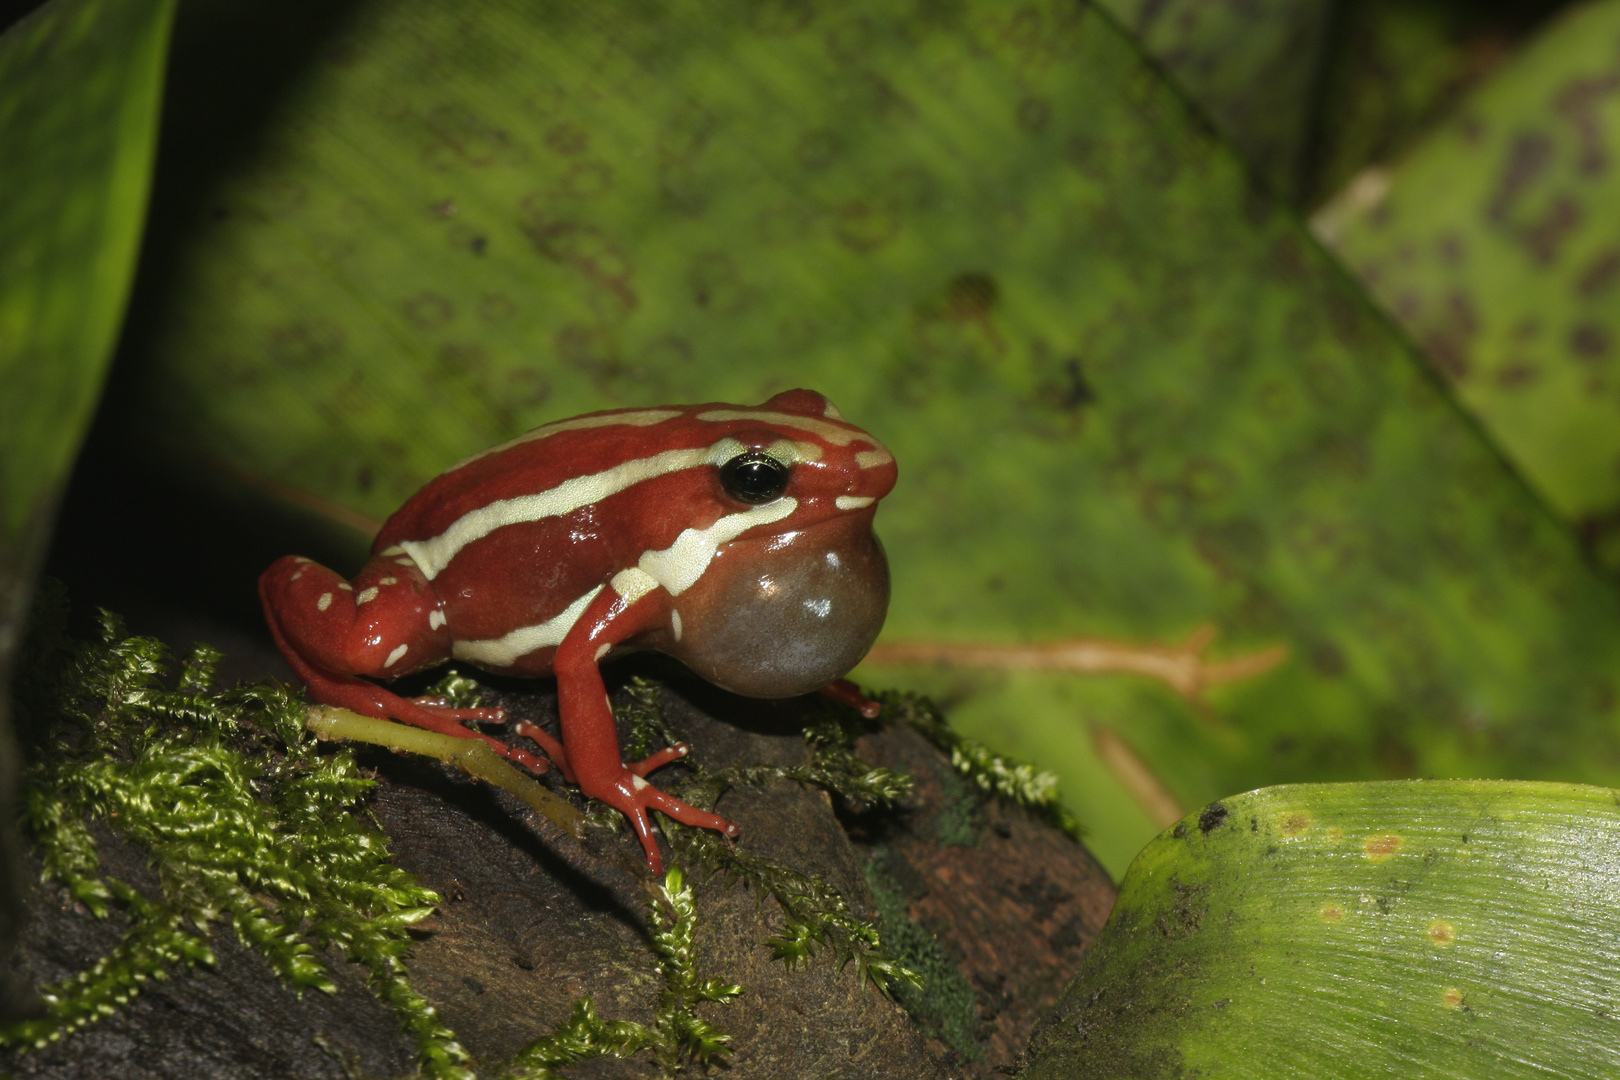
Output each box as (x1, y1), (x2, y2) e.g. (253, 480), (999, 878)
(1026, 780), (1620, 1078)
(0, 0), (174, 1018)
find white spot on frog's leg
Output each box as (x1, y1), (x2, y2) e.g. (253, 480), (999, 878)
(632, 774), (649, 791)
(379, 576), (398, 586)
(293, 557), (313, 564)
(428, 610), (447, 630)
(594, 642), (611, 661)
(384, 644), (409, 668)
(835, 495), (874, 510)
(822, 399), (844, 419)
(452, 585), (605, 667)
(291, 571), (304, 582)
(356, 587), (380, 605)
(395, 558), (415, 566)
(671, 609), (683, 641)
(639, 498), (798, 596)
(317, 592), (333, 612)
(377, 546), (405, 557)
(339, 583), (353, 591)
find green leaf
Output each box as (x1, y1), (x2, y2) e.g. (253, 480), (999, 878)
(1025, 780), (1620, 1078)
(112, 0), (1620, 877)
(0, 0), (174, 547)
(1094, 0), (1334, 203)
(1323, 0), (1620, 555)
(0, 0), (174, 1006)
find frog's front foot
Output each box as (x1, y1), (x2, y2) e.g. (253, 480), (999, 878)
(592, 768), (737, 875)
(510, 722), (692, 789)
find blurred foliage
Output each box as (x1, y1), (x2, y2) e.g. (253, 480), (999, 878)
(1304, 0), (1568, 206)
(1326, 1), (1620, 574)
(0, 0), (171, 551)
(0, 0), (174, 1016)
(1095, 0), (1337, 204)
(1095, 0), (1568, 206)
(1026, 780), (1620, 1078)
(70, 0), (1620, 879)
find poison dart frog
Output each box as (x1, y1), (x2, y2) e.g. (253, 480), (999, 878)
(260, 389), (897, 873)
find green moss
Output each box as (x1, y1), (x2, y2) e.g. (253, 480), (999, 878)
(930, 765), (986, 849)
(878, 690), (1085, 843)
(503, 865), (741, 1079)
(862, 850), (983, 1061)
(2, 592), (471, 1079)
(3, 604), (1068, 1074)
(619, 678), (921, 991)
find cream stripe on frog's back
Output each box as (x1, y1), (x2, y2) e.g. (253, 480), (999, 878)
(452, 586), (606, 667)
(695, 408), (893, 466)
(401, 439), (746, 580)
(448, 408), (683, 471)
(447, 500), (799, 667)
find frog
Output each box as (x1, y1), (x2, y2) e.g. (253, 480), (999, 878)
(259, 388), (897, 873)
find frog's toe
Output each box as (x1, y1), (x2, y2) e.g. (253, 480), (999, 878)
(640, 784), (739, 839)
(605, 774), (738, 873)
(512, 721), (574, 782)
(628, 743), (689, 777)
(622, 805), (666, 876)
(408, 696), (507, 724)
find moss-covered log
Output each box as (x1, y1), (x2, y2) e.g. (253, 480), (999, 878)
(0, 615), (1112, 1079)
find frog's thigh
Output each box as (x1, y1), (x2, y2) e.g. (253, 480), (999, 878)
(265, 555), (447, 677)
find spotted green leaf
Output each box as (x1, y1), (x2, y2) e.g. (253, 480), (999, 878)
(1025, 780), (1620, 1078)
(116, 0), (1620, 876)
(1324, 0), (1620, 565)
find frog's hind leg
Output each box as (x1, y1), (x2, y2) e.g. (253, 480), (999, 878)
(260, 554), (551, 774)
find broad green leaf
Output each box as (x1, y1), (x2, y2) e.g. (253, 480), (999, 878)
(1093, 0), (1334, 203)
(1324, 0), (1620, 562)
(1304, 0), (1562, 209)
(1025, 780), (1620, 1078)
(116, 0), (1620, 877)
(0, 0), (174, 989)
(0, 0), (174, 550)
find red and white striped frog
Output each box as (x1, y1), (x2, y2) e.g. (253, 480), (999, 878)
(259, 389), (896, 873)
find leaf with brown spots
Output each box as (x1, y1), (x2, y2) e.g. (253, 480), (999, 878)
(1325, 1), (1620, 561)
(1026, 780), (1620, 1077)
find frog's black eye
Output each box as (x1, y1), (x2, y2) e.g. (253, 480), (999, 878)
(719, 452), (791, 504)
